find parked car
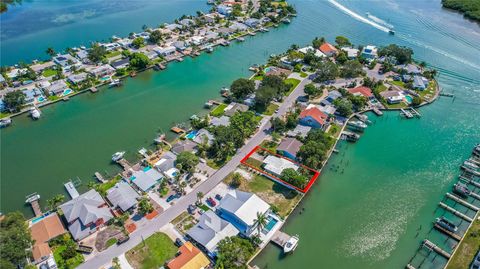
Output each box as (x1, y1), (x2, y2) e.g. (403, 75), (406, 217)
(175, 238), (184, 247)
(207, 197), (216, 207)
(117, 236), (130, 245)
(215, 194), (222, 200)
(166, 194), (177, 202)
(188, 204), (197, 214)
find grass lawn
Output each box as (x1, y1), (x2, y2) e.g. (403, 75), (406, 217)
(42, 68), (57, 77)
(260, 140), (279, 152)
(391, 80), (405, 88)
(198, 203), (210, 212)
(171, 211), (189, 226)
(327, 123), (342, 138)
(244, 158), (263, 169)
(48, 95), (60, 101)
(0, 112), (10, 119)
(446, 218), (480, 269)
(263, 103), (279, 116)
(106, 50), (122, 58)
(53, 245), (84, 269)
(418, 80), (436, 100)
(284, 78), (301, 96)
(375, 83), (388, 93)
(105, 238), (118, 248)
(386, 102), (408, 109)
(125, 232), (178, 269)
(96, 175), (121, 196)
(210, 103), (227, 117)
(299, 72), (308, 78)
(207, 157), (228, 170)
(252, 75), (263, 80)
(224, 173), (302, 218)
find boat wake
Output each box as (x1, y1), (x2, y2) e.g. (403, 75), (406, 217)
(327, 0), (390, 33)
(366, 13), (394, 29)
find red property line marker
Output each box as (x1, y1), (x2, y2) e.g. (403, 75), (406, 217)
(240, 146), (321, 193)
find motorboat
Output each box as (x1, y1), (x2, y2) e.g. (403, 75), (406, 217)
(0, 118), (12, 128)
(347, 120), (367, 131)
(112, 151), (125, 162)
(453, 182), (471, 198)
(30, 108), (41, 120)
(435, 217), (458, 233)
(283, 235), (299, 253)
(237, 37), (245, 42)
(109, 79), (121, 87)
(281, 18), (291, 24)
(388, 29), (395, 35)
(25, 193), (40, 204)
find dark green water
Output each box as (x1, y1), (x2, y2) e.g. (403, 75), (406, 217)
(1, 0), (479, 268)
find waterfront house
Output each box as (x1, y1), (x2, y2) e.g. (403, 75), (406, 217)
(89, 64), (115, 78)
(101, 42), (121, 51)
(348, 86), (374, 100)
(319, 42), (338, 57)
(193, 128), (214, 146)
(131, 167), (163, 192)
(361, 45), (378, 59)
(203, 13), (217, 23)
(179, 18), (195, 27)
(325, 90), (342, 103)
(223, 102), (249, 117)
(244, 18), (260, 28)
(22, 88), (42, 104)
(187, 210), (239, 256)
(145, 51), (159, 60)
(155, 46), (177, 57)
(298, 46), (325, 58)
(341, 47), (359, 59)
(399, 63), (422, 74)
(106, 181), (140, 212)
(299, 105), (328, 129)
(210, 116), (230, 127)
(31, 61), (56, 74)
(319, 104), (337, 116)
(413, 75), (428, 90)
(75, 49), (89, 62)
(67, 72), (88, 84)
(53, 53), (80, 67)
(229, 22), (248, 32)
(171, 140), (198, 155)
(6, 68), (27, 80)
(46, 80), (68, 96)
(190, 36), (205, 46)
(263, 155), (299, 177)
(166, 241), (211, 269)
(173, 41), (188, 51)
(217, 190), (271, 237)
(217, 27), (235, 36)
(154, 151), (177, 173)
(30, 213), (66, 265)
(286, 124), (311, 139)
(381, 90), (404, 104)
(277, 137), (303, 160)
(59, 189), (113, 241)
(165, 23), (182, 31)
(217, 4), (233, 16)
(110, 58), (130, 70)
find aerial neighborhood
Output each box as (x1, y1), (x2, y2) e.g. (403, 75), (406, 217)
(0, 1), (444, 269)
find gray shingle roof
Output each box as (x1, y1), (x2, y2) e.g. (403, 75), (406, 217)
(276, 137), (303, 157)
(106, 181), (140, 212)
(59, 189), (112, 225)
(171, 140), (197, 155)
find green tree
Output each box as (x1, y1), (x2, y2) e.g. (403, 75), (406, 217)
(112, 257), (121, 269)
(230, 173), (242, 188)
(280, 168), (308, 188)
(333, 98), (353, 117)
(378, 44), (413, 64)
(270, 117), (286, 133)
(3, 91), (26, 112)
(0, 212), (33, 268)
(149, 30), (163, 44)
(411, 96), (422, 106)
(88, 43), (107, 63)
(336, 51), (348, 64)
(129, 52), (150, 69)
(312, 36), (326, 48)
(341, 60), (364, 78)
(262, 75), (288, 94)
(230, 111), (259, 139)
(138, 197), (154, 215)
(46, 47), (56, 57)
(176, 151), (199, 173)
(253, 212), (267, 235)
(131, 37), (145, 49)
(255, 86), (276, 107)
(46, 194), (65, 211)
(304, 83), (319, 96)
(230, 78), (255, 99)
(215, 236), (255, 269)
(196, 191), (204, 204)
(335, 36), (351, 47)
(348, 95), (367, 111)
(314, 61), (338, 82)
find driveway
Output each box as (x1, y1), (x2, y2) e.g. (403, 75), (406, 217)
(78, 77), (309, 269)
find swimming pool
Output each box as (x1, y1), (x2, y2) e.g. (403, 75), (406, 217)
(37, 96), (46, 102)
(185, 130), (198, 140)
(63, 89), (73, 96)
(405, 95), (413, 104)
(264, 216), (278, 232)
(100, 76), (111, 81)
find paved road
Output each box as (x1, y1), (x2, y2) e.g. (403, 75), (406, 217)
(78, 78), (309, 269)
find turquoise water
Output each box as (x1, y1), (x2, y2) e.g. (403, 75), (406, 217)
(0, 0), (479, 268)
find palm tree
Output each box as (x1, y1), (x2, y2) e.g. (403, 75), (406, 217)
(196, 191), (204, 204)
(46, 47), (56, 57)
(47, 194), (65, 211)
(253, 212), (268, 235)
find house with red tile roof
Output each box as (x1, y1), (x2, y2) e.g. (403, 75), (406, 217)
(299, 105), (329, 129)
(348, 86), (374, 99)
(318, 42), (338, 57)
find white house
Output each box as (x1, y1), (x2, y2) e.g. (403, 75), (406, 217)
(155, 46), (177, 56)
(263, 155), (299, 177)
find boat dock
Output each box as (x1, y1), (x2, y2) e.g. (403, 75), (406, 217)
(171, 126), (186, 134)
(439, 92), (454, 97)
(422, 239), (451, 259)
(433, 223), (462, 241)
(462, 166), (480, 176)
(64, 181), (79, 199)
(459, 176), (480, 188)
(400, 108), (421, 119)
(271, 230), (292, 248)
(94, 172), (106, 183)
(117, 158), (132, 170)
(446, 192), (479, 211)
(90, 87), (98, 93)
(438, 202), (473, 222)
(372, 107), (383, 116)
(25, 193), (42, 217)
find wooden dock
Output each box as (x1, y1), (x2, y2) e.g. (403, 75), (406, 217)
(460, 176), (480, 188)
(372, 107), (383, 116)
(446, 192), (479, 211)
(25, 193), (42, 217)
(271, 230), (291, 247)
(117, 158), (132, 170)
(439, 202), (473, 222)
(171, 127), (186, 134)
(94, 172), (106, 183)
(422, 239), (451, 259)
(433, 223), (462, 241)
(64, 181), (79, 199)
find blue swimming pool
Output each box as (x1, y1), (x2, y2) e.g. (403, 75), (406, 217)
(264, 216), (278, 232)
(185, 130), (198, 140)
(405, 95), (413, 104)
(37, 96), (46, 102)
(100, 76), (110, 81)
(63, 88), (73, 96)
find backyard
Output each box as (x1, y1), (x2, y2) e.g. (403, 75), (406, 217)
(224, 172), (302, 218)
(125, 232), (178, 269)
(210, 103), (227, 117)
(446, 218), (480, 269)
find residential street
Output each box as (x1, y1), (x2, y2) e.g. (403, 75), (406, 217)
(78, 78), (309, 269)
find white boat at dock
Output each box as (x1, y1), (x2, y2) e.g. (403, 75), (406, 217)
(0, 118), (12, 128)
(25, 193), (40, 204)
(281, 18), (291, 24)
(283, 235), (299, 253)
(112, 151), (125, 162)
(30, 108), (41, 120)
(237, 37), (245, 42)
(463, 160), (479, 170)
(206, 46), (214, 53)
(347, 120), (367, 131)
(109, 79), (121, 87)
